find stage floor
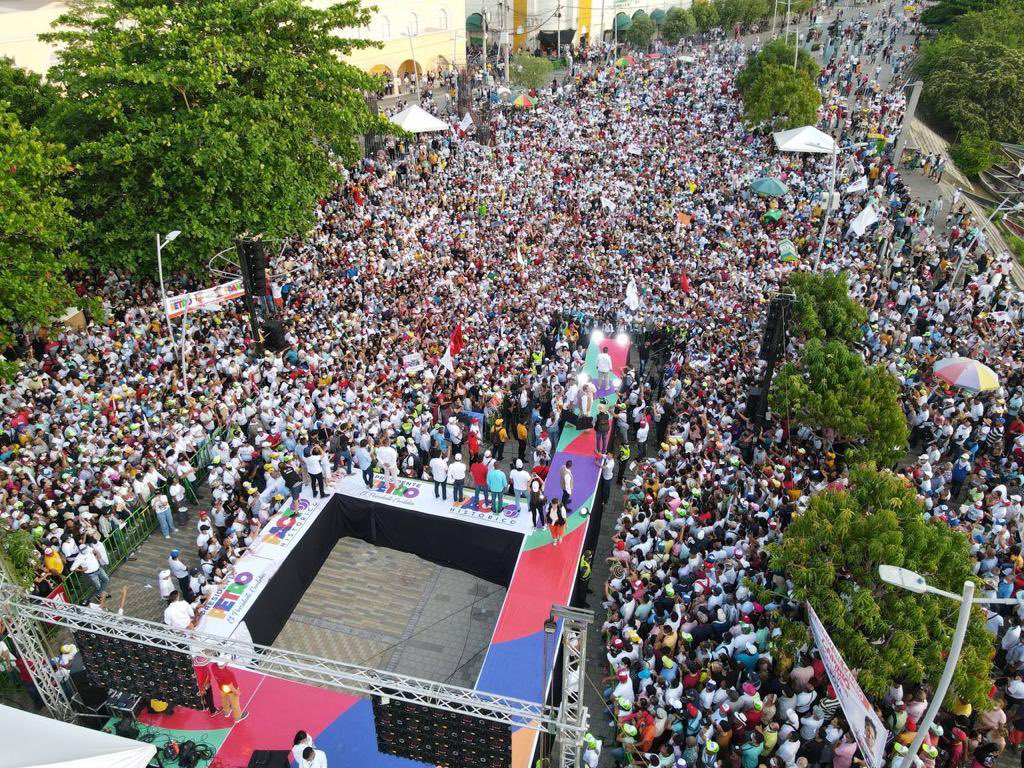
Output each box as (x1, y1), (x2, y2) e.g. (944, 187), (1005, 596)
(271, 539), (505, 687)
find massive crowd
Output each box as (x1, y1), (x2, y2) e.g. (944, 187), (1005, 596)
(1, 0), (1023, 766)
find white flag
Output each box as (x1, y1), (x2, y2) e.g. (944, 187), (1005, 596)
(600, 196), (617, 212)
(459, 112), (474, 132)
(847, 204), (879, 237)
(625, 278), (640, 311)
(845, 176), (868, 194)
(440, 349), (454, 372)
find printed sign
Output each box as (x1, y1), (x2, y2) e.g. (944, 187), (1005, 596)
(164, 279), (246, 319)
(335, 473), (535, 535)
(196, 496), (324, 638)
(807, 603), (888, 768)
(403, 352), (425, 372)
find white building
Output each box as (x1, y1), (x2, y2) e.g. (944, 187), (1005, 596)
(464, 0), (691, 53)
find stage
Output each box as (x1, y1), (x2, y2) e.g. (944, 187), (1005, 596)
(134, 334), (630, 768)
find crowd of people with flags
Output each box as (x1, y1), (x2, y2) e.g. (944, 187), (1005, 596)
(1, 1), (1024, 766)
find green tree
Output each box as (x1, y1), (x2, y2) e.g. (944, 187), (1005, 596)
(920, 0), (1000, 28)
(0, 527), (40, 590)
(0, 57), (59, 129)
(0, 105), (82, 377)
(510, 52), (554, 89)
(916, 38), (1024, 143)
(741, 0), (771, 26)
(786, 271), (868, 345)
(949, 131), (999, 177)
(944, 7), (1024, 45)
(770, 339), (909, 466)
(736, 38), (819, 95)
(763, 465), (993, 709)
(626, 12), (657, 48)
(714, 0), (744, 28)
(662, 7), (697, 42)
(42, 0), (387, 275)
(741, 63), (822, 129)
(692, 0), (720, 31)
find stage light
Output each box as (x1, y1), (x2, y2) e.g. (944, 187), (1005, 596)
(590, 330), (605, 343)
(577, 372), (590, 385)
(616, 332), (629, 345)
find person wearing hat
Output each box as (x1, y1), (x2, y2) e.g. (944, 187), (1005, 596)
(509, 458), (531, 513)
(168, 549), (193, 601)
(582, 732), (602, 768)
(448, 452), (467, 502)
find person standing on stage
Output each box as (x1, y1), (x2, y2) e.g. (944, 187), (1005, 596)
(529, 470), (546, 528)
(212, 661), (249, 722)
(429, 450), (449, 500)
(547, 498), (567, 546)
(560, 460), (575, 513)
(448, 453), (467, 502)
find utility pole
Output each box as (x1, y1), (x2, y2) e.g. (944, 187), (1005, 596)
(599, 0), (606, 51)
(557, 0), (562, 64)
(502, 0), (511, 84)
(404, 28), (420, 93)
(482, 11), (488, 87)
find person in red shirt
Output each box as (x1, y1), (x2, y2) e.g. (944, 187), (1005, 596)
(469, 459), (488, 508)
(210, 661), (248, 722)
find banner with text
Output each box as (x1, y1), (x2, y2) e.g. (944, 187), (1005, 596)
(196, 495), (324, 638)
(807, 603), (888, 768)
(334, 472), (534, 536)
(164, 279), (246, 320)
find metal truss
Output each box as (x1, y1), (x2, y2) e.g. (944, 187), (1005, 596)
(0, 599), (77, 723)
(0, 582), (585, 738)
(551, 606), (593, 768)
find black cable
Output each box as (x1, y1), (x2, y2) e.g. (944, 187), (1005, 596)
(443, 644), (490, 684)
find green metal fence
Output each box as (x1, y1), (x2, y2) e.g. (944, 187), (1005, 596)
(59, 426), (225, 605)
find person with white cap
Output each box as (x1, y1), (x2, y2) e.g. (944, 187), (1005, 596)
(448, 453), (467, 502)
(509, 459), (531, 512)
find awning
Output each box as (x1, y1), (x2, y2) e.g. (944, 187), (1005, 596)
(650, 8), (666, 23)
(772, 125), (837, 154)
(466, 12), (483, 32)
(614, 12), (632, 30)
(389, 104), (450, 133)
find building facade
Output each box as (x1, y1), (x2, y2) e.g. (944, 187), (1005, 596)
(0, 0), (467, 90)
(464, 0), (691, 53)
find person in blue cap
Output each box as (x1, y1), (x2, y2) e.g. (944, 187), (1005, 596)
(168, 549), (192, 601)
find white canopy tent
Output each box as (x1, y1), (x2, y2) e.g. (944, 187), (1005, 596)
(772, 125), (837, 154)
(388, 104), (450, 134)
(0, 704), (156, 768)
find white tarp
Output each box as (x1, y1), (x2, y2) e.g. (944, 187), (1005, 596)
(389, 104), (450, 134)
(848, 204), (879, 237)
(0, 704), (156, 768)
(772, 125), (837, 154)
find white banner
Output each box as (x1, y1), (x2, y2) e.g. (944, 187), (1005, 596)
(164, 279), (246, 319)
(807, 603), (888, 768)
(403, 352), (425, 372)
(334, 472), (535, 535)
(196, 493), (326, 638)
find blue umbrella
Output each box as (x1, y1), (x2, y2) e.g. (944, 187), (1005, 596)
(750, 177), (790, 197)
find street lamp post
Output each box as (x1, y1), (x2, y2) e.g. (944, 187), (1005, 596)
(403, 27), (420, 93)
(155, 230), (181, 339)
(812, 139), (871, 270)
(878, 565), (1023, 768)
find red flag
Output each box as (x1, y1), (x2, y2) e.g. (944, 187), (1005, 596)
(680, 272), (691, 294)
(449, 323), (465, 357)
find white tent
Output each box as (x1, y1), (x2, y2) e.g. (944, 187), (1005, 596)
(0, 704), (156, 768)
(388, 104), (450, 134)
(772, 125), (836, 154)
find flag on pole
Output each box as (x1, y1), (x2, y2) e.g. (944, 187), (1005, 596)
(778, 238), (799, 263)
(680, 272), (692, 293)
(440, 324), (465, 372)
(625, 278), (640, 311)
(845, 176), (869, 194)
(848, 204), (879, 237)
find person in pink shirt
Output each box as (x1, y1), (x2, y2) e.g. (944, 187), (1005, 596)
(832, 731), (858, 768)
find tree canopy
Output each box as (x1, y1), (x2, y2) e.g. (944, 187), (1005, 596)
(765, 465), (993, 709)
(0, 57), (58, 129)
(625, 12), (658, 48)
(786, 270), (868, 345)
(740, 63), (822, 129)
(736, 38), (819, 94)
(770, 338), (909, 466)
(662, 7), (697, 43)
(510, 53), (553, 90)
(692, 0), (721, 31)
(42, 0), (387, 275)
(0, 105), (82, 375)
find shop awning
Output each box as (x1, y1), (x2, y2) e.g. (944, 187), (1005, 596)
(650, 8), (666, 23)
(466, 12), (484, 32)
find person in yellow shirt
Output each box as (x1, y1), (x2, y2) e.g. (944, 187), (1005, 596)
(43, 547), (64, 576)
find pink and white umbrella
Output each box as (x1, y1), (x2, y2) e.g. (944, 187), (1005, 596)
(933, 357), (999, 393)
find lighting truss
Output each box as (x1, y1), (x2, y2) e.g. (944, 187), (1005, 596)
(0, 580), (585, 739)
(551, 605), (592, 768)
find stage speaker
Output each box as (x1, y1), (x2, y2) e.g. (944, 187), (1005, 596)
(263, 319), (287, 352)
(236, 238), (267, 296)
(247, 750), (290, 768)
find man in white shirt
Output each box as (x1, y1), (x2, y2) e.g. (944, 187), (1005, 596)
(448, 453), (467, 502)
(596, 346), (614, 389)
(376, 439), (398, 482)
(71, 548), (109, 598)
(297, 746), (328, 768)
(429, 453), (449, 500)
(163, 591), (195, 629)
(509, 459), (531, 512)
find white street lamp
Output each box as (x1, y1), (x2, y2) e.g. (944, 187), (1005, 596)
(878, 565), (1021, 768)
(155, 230), (181, 338)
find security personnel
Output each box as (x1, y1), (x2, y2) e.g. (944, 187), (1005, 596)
(575, 550), (593, 608)
(616, 443), (631, 484)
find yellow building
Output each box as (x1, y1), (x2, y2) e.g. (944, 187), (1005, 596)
(0, 0), (467, 91)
